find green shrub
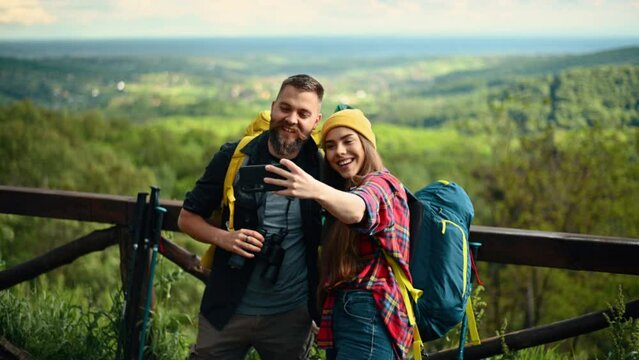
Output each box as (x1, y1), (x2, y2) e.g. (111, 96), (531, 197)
(602, 286), (639, 360)
(0, 278), (190, 359)
(0, 286), (118, 359)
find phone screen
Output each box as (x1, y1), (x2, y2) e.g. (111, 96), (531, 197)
(237, 164), (287, 192)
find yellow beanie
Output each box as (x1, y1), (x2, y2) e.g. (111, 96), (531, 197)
(320, 109), (376, 149)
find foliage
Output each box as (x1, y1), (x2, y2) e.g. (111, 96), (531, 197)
(143, 264), (192, 360)
(0, 264), (192, 359)
(0, 284), (120, 359)
(601, 286), (639, 360)
(468, 96), (639, 351)
(0, 100), (155, 193)
(472, 124), (639, 236)
(375, 124), (490, 191)
(488, 287), (639, 360)
(551, 66), (639, 128)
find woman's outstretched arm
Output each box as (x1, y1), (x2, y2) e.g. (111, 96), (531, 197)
(265, 159), (366, 224)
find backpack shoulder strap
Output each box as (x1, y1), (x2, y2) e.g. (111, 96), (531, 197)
(223, 134), (257, 231)
(383, 251), (424, 360)
(466, 297), (481, 345)
(200, 134), (256, 271)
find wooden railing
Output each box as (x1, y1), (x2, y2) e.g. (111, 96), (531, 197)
(1, 185), (638, 359)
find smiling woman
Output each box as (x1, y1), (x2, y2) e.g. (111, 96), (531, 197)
(322, 109), (378, 180)
(265, 108), (413, 359)
(324, 127), (367, 179)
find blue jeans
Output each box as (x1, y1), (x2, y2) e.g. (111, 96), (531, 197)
(325, 290), (394, 360)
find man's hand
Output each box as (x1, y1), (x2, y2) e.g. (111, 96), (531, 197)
(220, 229), (265, 258)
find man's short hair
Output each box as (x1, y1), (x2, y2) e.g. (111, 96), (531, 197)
(277, 74), (324, 102)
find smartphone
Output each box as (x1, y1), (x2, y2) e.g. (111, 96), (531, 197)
(237, 164), (287, 192)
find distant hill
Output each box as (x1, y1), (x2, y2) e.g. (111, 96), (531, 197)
(0, 46), (637, 130)
(425, 46), (639, 87)
(2, 37), (638, 59)
(369, 47), (639, 131)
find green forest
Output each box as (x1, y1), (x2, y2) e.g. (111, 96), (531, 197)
(1, 45), (638, 359)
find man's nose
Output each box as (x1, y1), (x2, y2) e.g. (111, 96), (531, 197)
(284, 113), (298, 125)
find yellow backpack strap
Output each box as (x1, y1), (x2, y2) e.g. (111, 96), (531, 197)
(383, 251), (424, 360)
(200, 135), (256, 271)
(466, 297), (481, 345)
(223, 135), (256, 230)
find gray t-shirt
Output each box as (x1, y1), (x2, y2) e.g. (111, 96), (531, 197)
(235, 192), (308, 315)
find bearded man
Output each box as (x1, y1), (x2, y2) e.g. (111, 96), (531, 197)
(179, 74), (324, 360)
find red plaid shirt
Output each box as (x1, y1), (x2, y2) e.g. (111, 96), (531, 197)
(317, 170), (413, 359)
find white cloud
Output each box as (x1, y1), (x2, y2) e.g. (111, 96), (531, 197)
(188, 0), (330, 34)
(111, 0), (192, 19)
(0, 0), (55, 25)
(189, 0), (639, 36)
(1, 0), (639, 38)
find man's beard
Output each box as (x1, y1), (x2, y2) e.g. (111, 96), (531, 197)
(269, 126), (307, 158)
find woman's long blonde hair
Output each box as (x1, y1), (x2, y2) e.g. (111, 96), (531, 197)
(318, 133), (384, 303)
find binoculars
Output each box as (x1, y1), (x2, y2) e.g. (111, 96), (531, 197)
(228, 227), (287, 283)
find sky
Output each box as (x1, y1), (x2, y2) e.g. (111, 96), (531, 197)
(1, 0), (639, 40)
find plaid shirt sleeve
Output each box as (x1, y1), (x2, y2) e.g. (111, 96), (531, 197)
(350, 170), (412, 277)
(317, 170), (414, 360)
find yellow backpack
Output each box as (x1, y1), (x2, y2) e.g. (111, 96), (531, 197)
(200, 110), (321, 270)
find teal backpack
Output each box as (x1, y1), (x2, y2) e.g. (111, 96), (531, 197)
(409, 180), (478, 340)
(385, 180), (480, 359)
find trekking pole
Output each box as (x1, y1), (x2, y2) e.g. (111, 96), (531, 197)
(137, 190), (165, 360)
(116, 192), (148, 360)
(458, 242), (482, 360)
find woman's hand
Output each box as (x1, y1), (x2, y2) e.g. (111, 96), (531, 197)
(265, 159), (366, 224)
(265, 159), (322, 199)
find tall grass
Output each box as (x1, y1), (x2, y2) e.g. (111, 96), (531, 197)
(0, 274), (191, 359)
(601, 286), (639, 360)
(489, 286), (639, 360)
(0, 286), (119, 359)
